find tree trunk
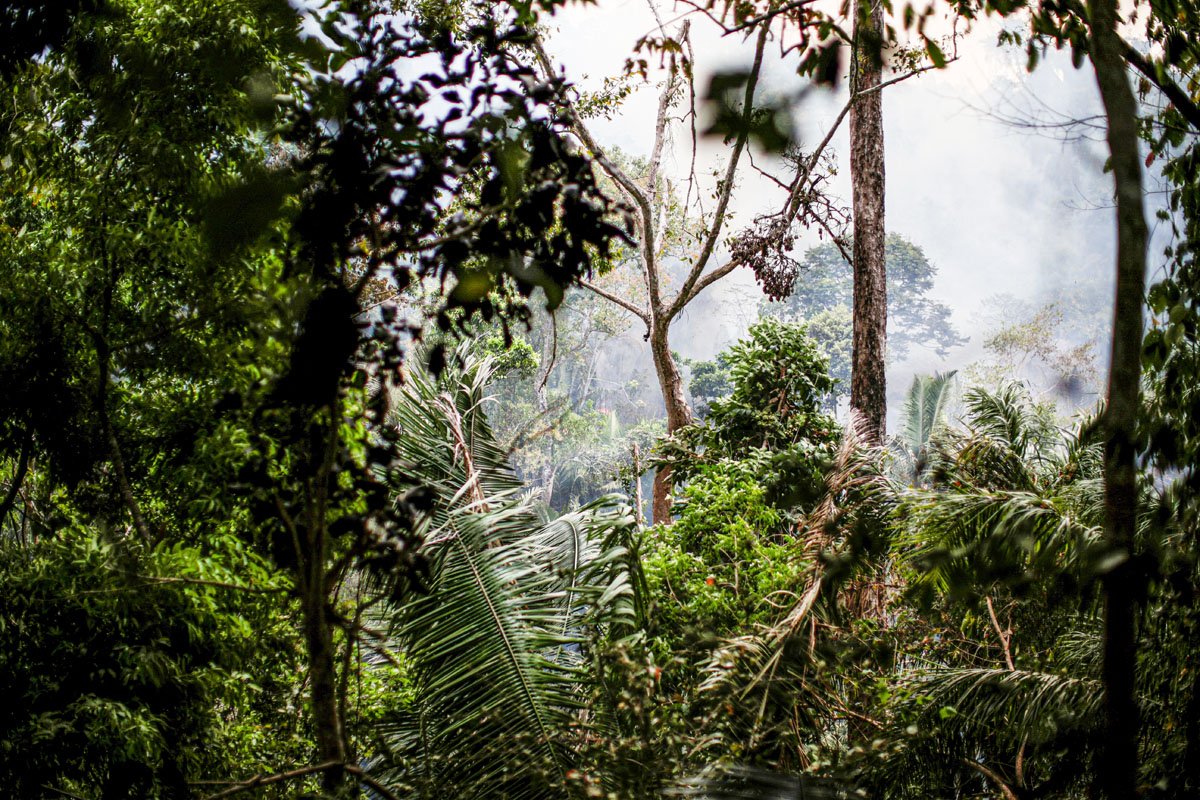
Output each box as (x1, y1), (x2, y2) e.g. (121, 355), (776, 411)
(1087, 0), (1148, 796)
(632, 441), (645, 528)
(302, 542), (347, 793)
(534, 331), (558, 506)
(845, 0), (889, 749)
(849, 0), (887, 444)
(650, 322), (693, 524)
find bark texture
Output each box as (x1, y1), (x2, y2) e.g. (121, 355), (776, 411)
(651, 324), (694, 524)
(1088, 0), (1148, 795)
(304, 577), (347, 793)
(849, 0), (887, 444)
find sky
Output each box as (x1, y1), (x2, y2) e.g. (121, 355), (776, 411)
(537, 0), (1160, 423)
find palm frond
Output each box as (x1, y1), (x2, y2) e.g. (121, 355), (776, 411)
(376, 503), (579, 797)
(893, 371), (956, 486)
(385, 344), (522, 504)
(928, 383), (1061, 492)
(894, 487), (1102, 598)
(961, 383), (1052, 460)
(915, 665), (1102, 741)
(864, 660), (1102, 799)
(369, 351), (638, 799)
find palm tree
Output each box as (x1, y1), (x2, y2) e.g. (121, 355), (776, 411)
(367, 351), (639, 799)
(869, 384), (1110, 798)
(890, 371), (957, 487)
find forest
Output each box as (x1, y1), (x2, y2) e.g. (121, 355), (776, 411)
(0, 0), (1197, 797)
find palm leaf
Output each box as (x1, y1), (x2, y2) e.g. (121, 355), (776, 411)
(894, 487), (1102, 598)
(915, 665), (1102, 741)
(893, 371), (956, 486)
(369, 351), (637, 799)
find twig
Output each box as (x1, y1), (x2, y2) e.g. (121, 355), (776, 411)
(141, 576), (290, 594)
(199, 760), (404, 800)
(985, 595), (1016, 671)
(780, 59), (955, 226)
(200, 760), (343, 800)
(676, 0), (819, 36)
(345, 764), (404, 800)
(530, 38), (652, 217)
(1120, 41), (1200, 133)
(40, 786), (91, 800)
(578, 279), (650, 325)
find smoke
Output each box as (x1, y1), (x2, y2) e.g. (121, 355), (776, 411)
(542, 3), (1164, 427)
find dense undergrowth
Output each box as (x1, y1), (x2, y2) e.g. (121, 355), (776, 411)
(3, 0), (1200, 798)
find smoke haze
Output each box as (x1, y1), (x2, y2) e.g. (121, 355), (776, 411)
(541, 1), (1168, 426)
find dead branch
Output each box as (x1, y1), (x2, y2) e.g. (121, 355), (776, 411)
(579, 278), (651, 325)
(668, 19), (772, 318)
(985, 595), (1016, 671)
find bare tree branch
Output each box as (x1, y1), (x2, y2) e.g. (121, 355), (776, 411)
(644, 23), (690, 310)
(986, 595), (1017, 671)
(1121, 41), (1200, 133)
(668, 19), (771, 318)
(647, 21), (691, 256)
(142, 576), (290, 594)
(531, 37), (657, 258)
(683, 259), (741, 306)
(683, 29), (701, 215)
(200, 761), (344, 800)
(347, 765), (405, 800)
(780, 59), (952, 225)
(580, 279), (651, 325)
(959, 758), (1019, 800)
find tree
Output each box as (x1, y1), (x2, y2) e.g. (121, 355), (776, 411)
(863, 375), (1200, 799)
(970, 298), (1102, 402)
(1088, 0), (1151, 789)
(0, 0), (626, 795)
(938, 0), (1153, 790)
(476, 290), (663, 514)
(0, 531), (304, 798)
(667, 318), (839, 467)
(533, 0), (958, 521)
(0, 2), (316, 792)
(849, 0), (889, 443)
(876, 385), (1108, 798)
(891, 370), (957, 487)
(533, 18), (781, 523)
(762, 234), (965, 393)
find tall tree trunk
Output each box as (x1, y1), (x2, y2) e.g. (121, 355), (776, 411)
(1088, 0), (1148, 796)
(302, 523), (347, 793)
(845, 0), (889, 749)
(650, 322), (693, 524)
(849, 0), (887, 444)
